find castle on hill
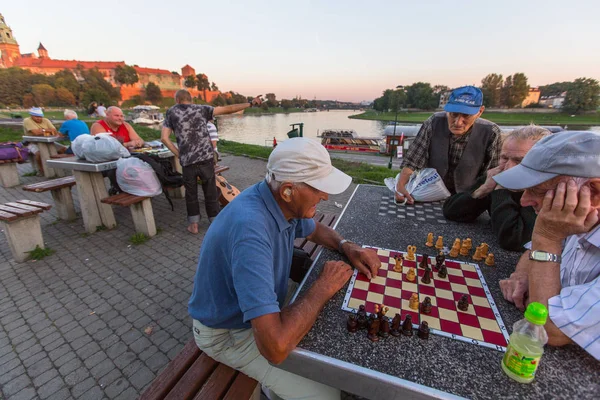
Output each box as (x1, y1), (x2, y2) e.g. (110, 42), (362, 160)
(0, 13), (220, 103)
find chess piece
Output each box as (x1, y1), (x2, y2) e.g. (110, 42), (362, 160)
(459, 242), (470, 256)
(421, 265), (432, 284)
(390, 313), (401, 337)
(435, 236), (444, 250)
(480, 243), (489, 257)
(419, 254), (429, 269)
(485, 253), (495, 266)
(425, 232), (434, 247)
(367, 318), (380, 342)
(435, 251), (445, 270)
(409, 293), (419, 310)
(374, 304), (380, 318)
(449, 243), (460, 258)
(472, 245), (484, 261)
(378, 305), (389, 320)
(393, 254), (404, 272)
(401, 315), (414, 336)
(420, 297), (433, 314)
(464, 238), (472, 250)
(406, 245), (416, 261)
(417, 321), (430, 340)
(437, 264), (448, 279)
(347, 314), (358, 333)
(406, 267), (416, 282)
(378, 316), (390, 338)
(357, 305), (368, 330)
(457, 294), (470, 311)
(453, 238), (461, 249)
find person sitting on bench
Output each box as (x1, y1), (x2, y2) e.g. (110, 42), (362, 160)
(22, 107), (67, 174)
(188, 138), (381, 399)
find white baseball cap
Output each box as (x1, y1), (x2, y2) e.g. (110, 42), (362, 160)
(267, 137), (352, 194)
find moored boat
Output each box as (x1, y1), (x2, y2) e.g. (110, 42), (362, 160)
(318, 129), (383, 153)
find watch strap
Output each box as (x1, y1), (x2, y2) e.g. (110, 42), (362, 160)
(529, 250), (561, 263)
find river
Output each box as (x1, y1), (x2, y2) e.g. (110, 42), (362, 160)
(214, 110), (600, 147)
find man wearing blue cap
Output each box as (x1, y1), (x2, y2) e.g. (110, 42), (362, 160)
(395, 86), (502, 203)
(496, 131), (600, 360)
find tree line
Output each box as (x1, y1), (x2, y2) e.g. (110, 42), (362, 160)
(373, 74), (599, 114)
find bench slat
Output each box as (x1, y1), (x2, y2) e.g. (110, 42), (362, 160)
(23, 176), (76, 192)
(5, 202), (44, 213)
(15, 200), (52, 210)
(164, 353), (219, 400)
(0, 204), (36, 217)
(0, 210), (18, 222)
(193, 363), (238, 400)
(222, 373), (259, 400)
(140, 340), (201, 400)
(101, 193), (148, 207)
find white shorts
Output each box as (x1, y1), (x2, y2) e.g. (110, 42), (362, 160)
(27, 143), (67, 154)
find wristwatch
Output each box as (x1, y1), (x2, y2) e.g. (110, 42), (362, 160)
(338, 239), (354, 255)
(529, 250), (561, 263)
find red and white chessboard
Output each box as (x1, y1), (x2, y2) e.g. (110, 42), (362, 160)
(342, 246), (509, 351)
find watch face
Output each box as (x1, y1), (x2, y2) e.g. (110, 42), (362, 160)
(532, 252), (547, 261)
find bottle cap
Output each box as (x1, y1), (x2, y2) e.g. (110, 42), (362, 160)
(524, 302), (548, 325)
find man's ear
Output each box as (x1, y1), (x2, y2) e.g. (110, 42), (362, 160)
(588, 179), (600, 207)
(280, 183), (294, 203)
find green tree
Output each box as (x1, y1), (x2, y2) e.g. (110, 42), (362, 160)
(0, 67), (34, 106)
(196, 73), (210, 102)
(480, 73), (503, 107)
(211, 95), (227, 106)
(145, 82), (163, 104)
(114, 65), (139, 86)
(54, 87), (76, 106)
(52, 70), (80, 97)
(406, 82), (437, 109)
(281, 99), (293, 110)
(501, 73), (529, 108)
(210, 81), (219, 91)
(184, 75), (197, 88)
(31, 84), (56, 106)
(539, 81), (573, 97)
(265, 93), (278, 108)
(562, 77), (600, 114)
(80, 68), (120, 104)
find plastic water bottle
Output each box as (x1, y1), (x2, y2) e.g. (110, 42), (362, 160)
(501, 302), (549, 383)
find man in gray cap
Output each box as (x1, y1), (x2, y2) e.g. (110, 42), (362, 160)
(188, 137), (381, 399)
(496, 131), (600, 360)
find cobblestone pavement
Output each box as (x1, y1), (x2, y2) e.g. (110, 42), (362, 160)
(0, 152), (357, 400)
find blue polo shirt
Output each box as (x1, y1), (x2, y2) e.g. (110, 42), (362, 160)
(59, 119), (90, 141)
(188, 180), (316, 329)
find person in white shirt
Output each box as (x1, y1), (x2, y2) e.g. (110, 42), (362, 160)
(97, 103), (107, 118)
(495, 131), (600, 360)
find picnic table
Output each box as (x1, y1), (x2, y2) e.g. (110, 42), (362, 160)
(278, 184), (599, 399)
(22, 135), (66, 178)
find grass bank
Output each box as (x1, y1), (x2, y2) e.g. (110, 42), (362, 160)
(243, 107), (303, 115)
(350, 110), (600, 126)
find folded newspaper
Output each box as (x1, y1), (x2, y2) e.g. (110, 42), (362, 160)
(384, 168), (451, 203)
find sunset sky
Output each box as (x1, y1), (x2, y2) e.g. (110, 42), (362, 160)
(3, 0), (599, 102)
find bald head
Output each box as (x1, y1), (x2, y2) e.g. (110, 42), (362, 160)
(105, 106), (124, 126)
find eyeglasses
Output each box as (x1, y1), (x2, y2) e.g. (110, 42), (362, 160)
(448, 112), (477, 120)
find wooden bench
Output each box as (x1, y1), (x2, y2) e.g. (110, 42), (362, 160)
(0, 158), (24, 188)
(49, 154), (73, 159)
(0, 200), (52, 262)
(23, 176), (77, 221)
(101, 193), (156, 237)
(140, 213), (338, 400)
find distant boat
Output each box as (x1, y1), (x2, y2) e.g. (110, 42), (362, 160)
(318, 129), (383, 153)
(127, 105), (164, 125)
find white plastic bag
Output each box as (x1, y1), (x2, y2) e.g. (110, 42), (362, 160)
(71, 134), (95, 159)
(81, 133), (130, 162)
(385, 168), (451, 203)
(116, 157), (162, 197)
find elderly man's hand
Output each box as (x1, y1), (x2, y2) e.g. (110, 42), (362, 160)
(473, 166), (503, 199)
(534, 180), (600, 243)
(316, 261), (354, 296)
(343, 243), (381, 280)
(500, 271), (529, 311)
(395, 182), (414, 205)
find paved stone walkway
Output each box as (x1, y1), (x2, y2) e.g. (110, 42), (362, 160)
(0, 153), (356, 400)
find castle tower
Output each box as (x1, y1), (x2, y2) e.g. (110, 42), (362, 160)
(0, 14), (21, 67)
(37, 42), (48, 58)
(181, 64), (195, 77)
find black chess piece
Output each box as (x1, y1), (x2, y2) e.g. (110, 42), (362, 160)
(347, 314), (358, 333)
(457, 294), (470, 311)
(367, 318), (380, 342)
(421, 265), (432, 284)
(378, 316), (390, 338)
(437, 264), (448, 279)
(357, 305), (368, 330)
(419, 254), (429, 269)
(435, 251), (445, 270)
(418, 321), (430, 340)
(420, 297), (432, 315)
(390, 313), (401, 337)
(401, 315), (413, 336)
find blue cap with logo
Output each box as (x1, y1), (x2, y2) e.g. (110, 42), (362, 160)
(444, 86), (483, 115)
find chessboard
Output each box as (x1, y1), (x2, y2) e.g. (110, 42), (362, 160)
(342, 246), (509, 351)
(377, 193), (455, 224)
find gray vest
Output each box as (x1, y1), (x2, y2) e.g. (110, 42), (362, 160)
(428, 113), (496, 193)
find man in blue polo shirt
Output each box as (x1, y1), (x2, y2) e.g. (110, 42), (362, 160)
(59, 109), (90, 154)
(189, 138), (381, 399)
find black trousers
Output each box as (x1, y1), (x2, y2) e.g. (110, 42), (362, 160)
(182, 160), (220, 223)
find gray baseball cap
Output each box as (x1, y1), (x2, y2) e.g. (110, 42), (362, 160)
(493, 131), (600, 190)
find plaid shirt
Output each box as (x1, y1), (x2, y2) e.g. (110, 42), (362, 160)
(401, 114), (502, 191)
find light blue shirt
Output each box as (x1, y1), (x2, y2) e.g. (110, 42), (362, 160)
(188, 181), (316, 329)
(59, 119), (90, 141)
(539, 225), (600, 360)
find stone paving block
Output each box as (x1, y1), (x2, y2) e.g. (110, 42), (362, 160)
(43, 336), (65, 352)
(115, 323), (133, 336)
(90, 358), (116, 380)
(81, 385), (105, 400)
(97, 367), (122, 389)
(57, 320), (78, 335)
(33, 367), (59, 388)
(99, 334), (120, 351)
(64, 367), (90, 386)
(158, 338), (178, 354)
(9, 386), (37, 400)
(0, 349), (17, 366)
(121, 329), (142, 346)
(76, 341), (102, 359)
(16, 342), (43, 362)
(113, 350), (137, 370)
(132, 315), (153, 330)
(58, 357), (83, 376)
(70, 376), (96, 398)
(167, 343), (184, 360)
(12, 330), (35, 346)
(5, 317), (26, 331)
(26, 356), (54, 378)
(0, 361), (25, 385)
(138, 345), (158, 362)
(46, 387), (71, 400)
(148, 329), (170, 347)
(22, 351), (46, 368)
(145, 352), (169, 373)
(129, 364), (155, 390)
(54, 350), (77, 368)
(83, 350), (107, 369)
(63, 326), (86, 342)
(48, 343), (71, 362)
(2, 373), (31, 397)
(84, 319), (107, 335)
(91, 328), (113, 342)
(8, 324), (31, 339)
(106, 379), (131, 399)
(38, 376), (66, 399)
(106, 341), (128, 360)
(70, 334), (93, 351)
